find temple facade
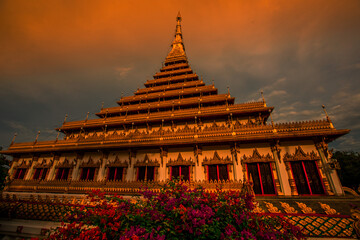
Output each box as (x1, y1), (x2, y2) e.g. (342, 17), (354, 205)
(1, 13), (350, 197)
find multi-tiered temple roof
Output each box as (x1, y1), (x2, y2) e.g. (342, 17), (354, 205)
(1, 13), (349, 155)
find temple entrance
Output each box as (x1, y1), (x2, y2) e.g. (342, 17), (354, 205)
(171, 166), (190, 181)
(291, 161), (324, 195)
(246, 162), (275, 195)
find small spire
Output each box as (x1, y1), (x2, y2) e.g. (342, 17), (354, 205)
(227, 86), (230, 95)
(322, 105), (334, 128)
(63, 114), (68, 124)
(85, 112), (90, 121)
(34, 131), (40, 143)
(56, 130), (60, 141)
(261, 91), (266, 107)
(269, 109), (277, 133)
(101, 102), (104, 110)
(165, 12), (187, 64)
(10, 133), (17, 145)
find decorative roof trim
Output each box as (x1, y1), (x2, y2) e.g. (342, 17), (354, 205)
(202, 151), (232, 165)
(242, 149), (274, 163)
(283, 146), (320, 162)
(166, 153), (195, 166)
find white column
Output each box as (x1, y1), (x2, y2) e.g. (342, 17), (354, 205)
(8, 157), (19, 180)
(126, 149), (136, 181)
(97, 152), (108, 181)
(194, 145), (204, 181)
(25, 157), (37, 180)
(159, 148), (167, 181)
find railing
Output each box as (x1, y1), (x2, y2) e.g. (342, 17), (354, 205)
(6, 179), (245, 194)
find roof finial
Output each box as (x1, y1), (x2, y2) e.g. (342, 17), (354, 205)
(63, 114), (68, 124)
(261, 91), (266, 107)
(34, 131), (40, 143)
(85, 112), (90, 121)
(269, 109), (277, 133)
(227, 86), (230, 95)
(56, 130), (60, 141)
(10, 133), (17, 145)
(101, 102), (104, 110)
(322, 105), (334, 128)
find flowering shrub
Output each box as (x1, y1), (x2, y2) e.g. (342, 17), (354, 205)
(47, 181), (304, 239)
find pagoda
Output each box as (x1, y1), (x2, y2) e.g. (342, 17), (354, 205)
(1, 13), (350, 197)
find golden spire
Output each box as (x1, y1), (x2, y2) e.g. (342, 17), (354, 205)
(165, 12), (187, 64)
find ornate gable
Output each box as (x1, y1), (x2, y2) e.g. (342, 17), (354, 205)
(134, 154), (160, 167)
(242, 149), (274, 163)
(202, 151), (232, 165)
(106, 155), (129, 167)
(56, 158), (74, 168)
(33, 158), (53, 168)
(80, 156), (101, 168)
(166, 153), (195, 166)
(283, 146), (319, 162)
(16, 159), (31, 168)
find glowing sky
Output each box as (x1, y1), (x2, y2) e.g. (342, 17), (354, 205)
(1, 0), (360, 151)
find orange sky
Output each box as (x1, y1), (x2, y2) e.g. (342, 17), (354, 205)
(0, 0), (360, 150)
(1, 0), (358, 76)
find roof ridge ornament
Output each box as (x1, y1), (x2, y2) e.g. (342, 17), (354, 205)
(261, 91), (266, 107)
(322, 105), (334, 128)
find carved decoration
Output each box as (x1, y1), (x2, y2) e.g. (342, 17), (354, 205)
(33, 158), (53, 168)
(160, 147), (168, 157)
(264, 202), (281, 213)
(253, 202), (265, 213)
(350, 205), (360, 238)
(56, 158), (75, 168)
(106, 156), (128, 167)
(202, 151), (232, 166)
(134, 154), (160, 167)
(230, 144), (240, 164)
(315, 138), (329, 158)
(296, 202), (315, 214)
(319, 202), (339, 215)
(166, 153), (195, 166)
(242, 149), (274, 163)
(283, 146), (319, 162)
(270, 141), (281, 162)
(80, 156), (101, 168)
(16, 159), (32, 169)
(280, 202), (298, 213)
(194, 145), (202, 157)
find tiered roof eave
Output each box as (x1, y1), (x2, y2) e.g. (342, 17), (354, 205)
(2, 120), (350, 155)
